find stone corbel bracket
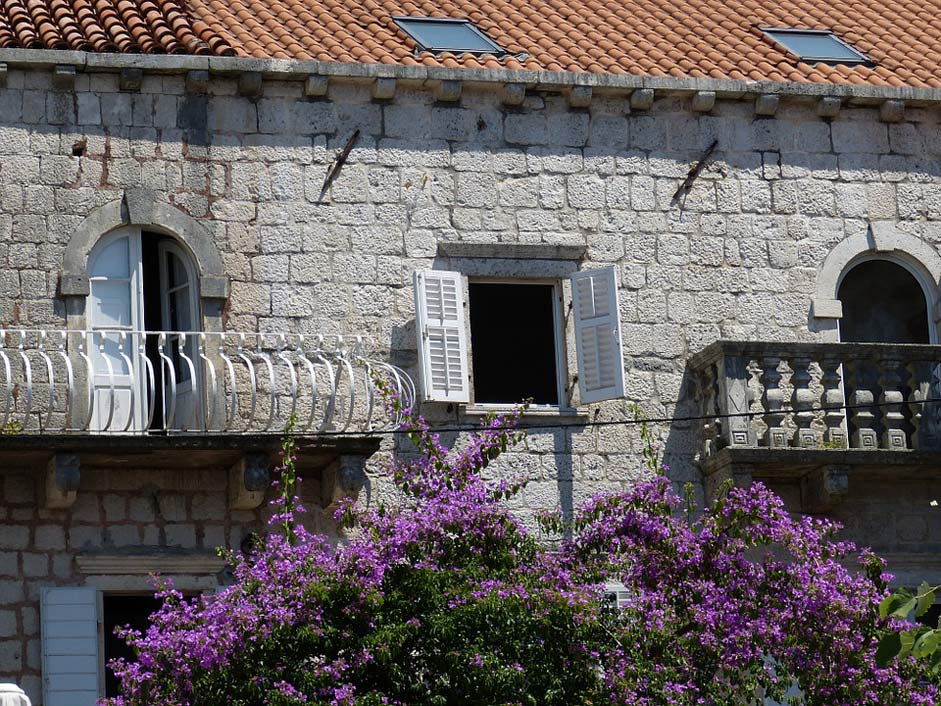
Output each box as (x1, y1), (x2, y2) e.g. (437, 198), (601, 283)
(321, 455), (367, 513)
(704, 463), (754, 505)
(801, 465), (849, 514)
(228, 452), (271, 510)
(44, 453), (80, 509)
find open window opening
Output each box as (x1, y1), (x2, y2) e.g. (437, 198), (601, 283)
(838, 259), (930, 344)
(468, 282), (562, 406)
(86, 227), (201, 432)
(102, 594), (163, 698)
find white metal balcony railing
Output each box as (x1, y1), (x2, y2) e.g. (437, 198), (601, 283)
(0, 329), (415, 435)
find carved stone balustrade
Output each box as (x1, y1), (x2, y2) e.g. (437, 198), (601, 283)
(689, 341), (941, 512)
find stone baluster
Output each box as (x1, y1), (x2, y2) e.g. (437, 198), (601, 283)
(846, 358), (878, 449)
(698, 365), (719, 458)
(820, 352), (847, 448)
(717, 355), (753, 447)
(791, 355), (821, 448)
(879, 358), (907, 450)
(762, 356), (788, 448)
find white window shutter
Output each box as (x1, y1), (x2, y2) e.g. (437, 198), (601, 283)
(413, 270), (470, 403)
(571, 266), (625, 404)
(41, 587), (101, 706)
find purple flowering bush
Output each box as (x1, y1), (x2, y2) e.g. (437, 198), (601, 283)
(104, 391), (938, 706)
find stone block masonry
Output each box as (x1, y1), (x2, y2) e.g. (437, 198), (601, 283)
(3, 60), (941, 701)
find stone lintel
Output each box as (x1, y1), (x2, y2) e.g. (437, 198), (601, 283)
(568, 85), (592, 108)
(501, 82), (526, 106)
(304, 74), (329, 97)
(434, 79), (462, 103)
(754, 93), (780, 116)
(691, 90), (716, 112)
(801, 465), (849, 513)
(185, 69), (210, 94)
(630, 87), (655, 110)
(44, 453), (80, 509)
(51, 64), (76, 91)
(228, 451), (271, 510)
(817, 96), (842, 117)
(371, 77), (396, 100)
(119, 67), (144, 92)
(880, 99), (905, 123)
(238, 71), (264, 97)
(76, 552), (226, 575)
(437, 242), (587, 261)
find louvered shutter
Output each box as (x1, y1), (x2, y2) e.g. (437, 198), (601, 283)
(413, 270), (470, 403)
(571, 266), (625, 404)
(41, 587), (101, 706)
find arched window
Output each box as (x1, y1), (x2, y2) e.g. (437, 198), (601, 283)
(86, 227), (201, 431)
(837, 258), (931, 344)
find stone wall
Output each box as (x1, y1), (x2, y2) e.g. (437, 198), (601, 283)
(3, 62), (941, 700)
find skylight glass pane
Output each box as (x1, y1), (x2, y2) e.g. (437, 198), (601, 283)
(763, 29), (867, 63)
(394, 18), (504, 54)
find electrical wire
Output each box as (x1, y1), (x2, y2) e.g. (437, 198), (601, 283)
(299, 395), (941, 438)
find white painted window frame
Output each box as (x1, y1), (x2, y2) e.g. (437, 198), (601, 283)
(463, 276), (570, 413)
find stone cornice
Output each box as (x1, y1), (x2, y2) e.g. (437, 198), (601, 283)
(2, 48), (941, 108)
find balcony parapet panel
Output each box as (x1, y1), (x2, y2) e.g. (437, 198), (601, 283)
(689, 340), (941, 458)
(0, 329), (414, 436)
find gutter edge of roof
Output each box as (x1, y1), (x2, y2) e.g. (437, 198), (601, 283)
(1, 48), (939, 106)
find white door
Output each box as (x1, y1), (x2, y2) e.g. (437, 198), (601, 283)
(86, 229), (145, 432)
(158, 240), (201, 430)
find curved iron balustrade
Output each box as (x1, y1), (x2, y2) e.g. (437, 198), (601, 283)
(0, 329), (415, 435)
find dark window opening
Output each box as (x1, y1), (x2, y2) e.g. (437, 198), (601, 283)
(103, 594), (163, 698)
(918, 604), (941, 630)
(469, 282), (559, 405)
(838, 260), (930, 344)
(141, 234), (166, 429)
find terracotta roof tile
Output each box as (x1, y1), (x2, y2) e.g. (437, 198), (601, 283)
(5, 0), (941, 88)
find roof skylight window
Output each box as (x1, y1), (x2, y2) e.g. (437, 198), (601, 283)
(393, 17), (506, 56)
(761, 28), (869, 65)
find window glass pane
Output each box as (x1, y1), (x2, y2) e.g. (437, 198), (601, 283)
(469, 283), (559, 405)
(91, 280), (132, 328)
(165, 250), (189, 289)
(394, 18), (503, 53)
(764, 30), (866, 62)
(91, 236), (130, 278)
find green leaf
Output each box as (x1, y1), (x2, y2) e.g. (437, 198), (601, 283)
(879, 589), (913, 619)
(916, 582), (936, 618)
(892, 597), (918, 619)
(899, 629), (918, 660)
(914, 629), (941, 659)
(876, 632), (902, 667)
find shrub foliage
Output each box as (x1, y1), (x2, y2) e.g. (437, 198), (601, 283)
(105, 392), (938, 706)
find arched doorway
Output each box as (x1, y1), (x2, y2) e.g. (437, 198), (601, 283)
(837, 258), (931, 344)
(86, 227), (201, 431)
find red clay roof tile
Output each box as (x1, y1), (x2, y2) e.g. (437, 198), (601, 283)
(4, 0), (941, 88)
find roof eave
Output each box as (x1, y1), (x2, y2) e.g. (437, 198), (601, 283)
(1, 48), (939, 107)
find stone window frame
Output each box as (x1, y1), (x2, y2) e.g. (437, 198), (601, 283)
(434, 242), (588, 414)
(59, 188), (229, 334)
(812, 221), (941, 343)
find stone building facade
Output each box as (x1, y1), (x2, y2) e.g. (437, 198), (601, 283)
(1, 49), (941, 702)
